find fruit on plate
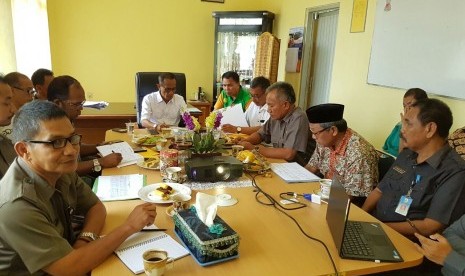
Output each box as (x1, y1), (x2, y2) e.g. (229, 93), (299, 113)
(154, 184), (174, 200)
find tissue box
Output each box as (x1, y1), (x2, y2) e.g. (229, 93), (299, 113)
(173, 208), (240, 266)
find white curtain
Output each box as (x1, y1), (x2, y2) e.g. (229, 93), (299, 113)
(0, 0), (51, 76)
(216, 32), (259, 84)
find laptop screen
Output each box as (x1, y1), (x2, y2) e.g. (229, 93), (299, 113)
(325, 177), (351, 253)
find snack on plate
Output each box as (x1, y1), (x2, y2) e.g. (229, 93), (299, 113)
(154, 184), (174, 200)
(236, 150), (270, 172)
(134, 135), (162, 145)
(225, 133), (248, 144)
(236, 150), (255, 163)
(142, 157), (160, 168)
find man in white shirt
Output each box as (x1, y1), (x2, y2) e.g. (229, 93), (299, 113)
(222, 76), (270, 135)
(140, 72), (187, 131)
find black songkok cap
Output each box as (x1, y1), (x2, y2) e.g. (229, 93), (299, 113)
(306, 103), (344, 123)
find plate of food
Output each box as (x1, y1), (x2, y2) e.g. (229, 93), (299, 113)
(132, 135), (163, 146)
(137, 157), (160, 170)
(138, 183), (192, 204)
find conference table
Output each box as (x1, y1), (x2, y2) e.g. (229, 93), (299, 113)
(92, 131), (423, 275)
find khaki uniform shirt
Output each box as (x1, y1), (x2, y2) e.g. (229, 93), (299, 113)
(0, 135), (16, 178)
(258, 107), (309, 155)
(0, 158), (99, 275)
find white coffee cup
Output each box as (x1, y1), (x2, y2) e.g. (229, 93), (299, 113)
(142, 249), (174, 276)
(165, 166), (182, 182)
(319, 179), (332, 199)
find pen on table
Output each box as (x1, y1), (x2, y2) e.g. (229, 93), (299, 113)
(141, 228), (167, 232)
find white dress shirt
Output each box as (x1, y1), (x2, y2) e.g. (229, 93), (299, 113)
(245, 102), (270, 127)
(141, 91), (187, 126)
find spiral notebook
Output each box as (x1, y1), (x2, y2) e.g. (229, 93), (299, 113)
(115, 231), (190, 274)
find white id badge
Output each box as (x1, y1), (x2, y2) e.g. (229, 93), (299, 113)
(395, 195), (412, 216)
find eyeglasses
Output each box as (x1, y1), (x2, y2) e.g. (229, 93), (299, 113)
(13, 86), (36, 96)
(25, 134), (82, 149)
(65, 100), (86, 108)
(311, 127), (330, 136)
(161, 86), (176, 93)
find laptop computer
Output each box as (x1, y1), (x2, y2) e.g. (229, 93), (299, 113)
(325, 177), (403, 262)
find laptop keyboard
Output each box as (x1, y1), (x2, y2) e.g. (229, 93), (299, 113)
(342, 221), (374, 257)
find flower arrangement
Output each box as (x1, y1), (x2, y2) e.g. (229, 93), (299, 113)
(181, 109), (225, 154)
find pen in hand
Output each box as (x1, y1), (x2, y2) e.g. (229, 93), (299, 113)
(141, 229), (167, 232)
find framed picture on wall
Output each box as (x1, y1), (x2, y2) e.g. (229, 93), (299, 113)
(201, 0), (224, 3)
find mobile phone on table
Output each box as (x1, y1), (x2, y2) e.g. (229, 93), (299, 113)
(133, 147), (147, 153)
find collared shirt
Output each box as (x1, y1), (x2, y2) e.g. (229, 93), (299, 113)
(448, 127), (465, 160)
(308, 128), (378, 197)
(442, 213), (465, 276)
(214, 87), (252, 112)
(141, 91), (187, 126)
(0, 158), (99, 275)
(245, 102), (269, 127)
(0, 135), (16, 179)
(375, 145), (465, 224)
(383, 122), (401, 157)
(258, 107), (309, 154)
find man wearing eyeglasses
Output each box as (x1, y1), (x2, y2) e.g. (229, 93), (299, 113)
(0, 100), (157, 275)
(48, 75), (122, 177)
(0, 76), (17, 178)
(222, 76), (271, 135)
(140, 72), (187, 132)
(239, 82), (309, 164)
(305, 103), (378, 207)
(0, 72), (35, 139)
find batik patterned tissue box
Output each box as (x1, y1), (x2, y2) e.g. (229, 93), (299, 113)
(173, 208), (240, 266)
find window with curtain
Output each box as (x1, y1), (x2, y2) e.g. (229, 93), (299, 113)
(0, 0), (51, 76)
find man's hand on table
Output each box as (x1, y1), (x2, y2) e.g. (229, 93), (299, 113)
(222, 124), (237, 133)
(99, 152), (123, 168)
(239, 141), (254, 150)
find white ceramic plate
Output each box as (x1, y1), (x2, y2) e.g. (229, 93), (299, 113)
(138, 183), (192, 204)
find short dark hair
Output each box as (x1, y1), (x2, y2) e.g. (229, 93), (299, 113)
(250, 76), (271, 90)
(158, 72), (176, 84)
(4, 72), (28, 87)
(404, 88), (427, 101)
(266, 81), (296, 104)
(47, 75), (81, 101)
(11, 100), (69, 143)
(31, 68), (54, 86)
(221, 71), (240, 83)
(411, 98), (452, 139)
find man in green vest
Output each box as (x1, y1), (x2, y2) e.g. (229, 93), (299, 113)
(214, 71), (251, 112)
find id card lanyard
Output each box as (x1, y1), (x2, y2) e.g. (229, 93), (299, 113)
(395, 170), (421, 217)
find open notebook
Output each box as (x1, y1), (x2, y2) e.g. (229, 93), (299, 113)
(96, 142), (143, 167)
(270, 162), (321, 183)
(115, 231), (189, 274)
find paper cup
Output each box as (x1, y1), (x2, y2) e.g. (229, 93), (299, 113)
(319, 179), (332, 199)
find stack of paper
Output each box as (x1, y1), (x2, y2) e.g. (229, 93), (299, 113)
(93, 174), (145, 201)
(96, 142), (143, 167)
(270, 162), (321, 183)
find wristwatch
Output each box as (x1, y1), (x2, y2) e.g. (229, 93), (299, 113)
(78, 232), (100, 242)
(92, 159), (102, 172)
(236, 127), (242, 133)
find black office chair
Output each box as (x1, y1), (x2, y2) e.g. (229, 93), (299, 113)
(376, 149), (396, 183)
(134, 72), (187, 124)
